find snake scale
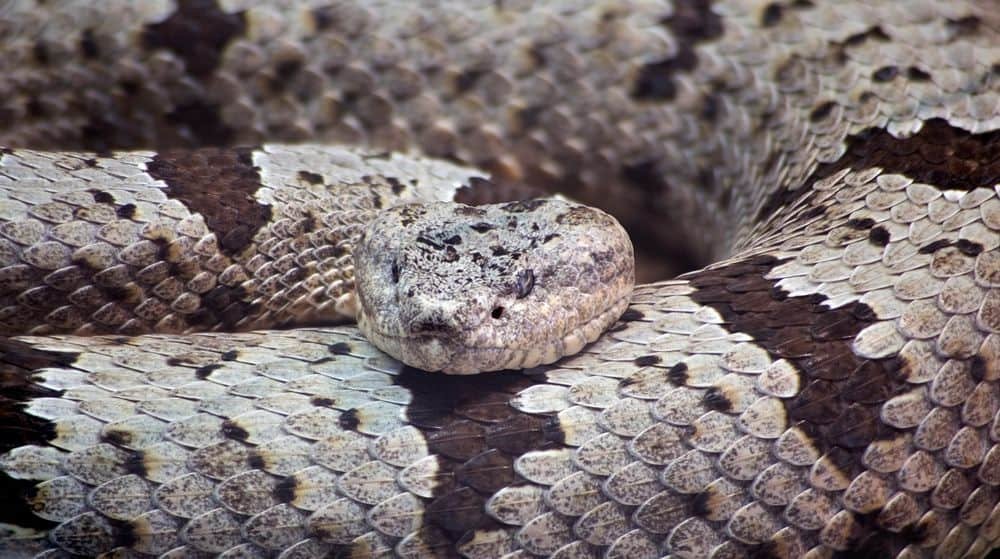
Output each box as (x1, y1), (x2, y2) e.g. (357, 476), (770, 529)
(0, 0), (999, 557)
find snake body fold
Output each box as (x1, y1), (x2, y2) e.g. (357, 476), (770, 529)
(0, 1), (998, 558)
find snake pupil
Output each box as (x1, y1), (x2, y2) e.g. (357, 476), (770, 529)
(390, 261), (400, 283)
(491, 307), (505, 319)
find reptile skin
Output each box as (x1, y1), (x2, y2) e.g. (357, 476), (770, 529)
(0, 1), (998, 558)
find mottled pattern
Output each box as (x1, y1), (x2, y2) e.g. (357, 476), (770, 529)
(355, 199), (634, 373)
(0, 1), (998, 558)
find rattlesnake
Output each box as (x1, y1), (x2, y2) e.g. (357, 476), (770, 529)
(0, 1), (998, 558)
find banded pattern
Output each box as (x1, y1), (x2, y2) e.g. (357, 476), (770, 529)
(0, 145), (480, 335)
(0, 1), (998, 558)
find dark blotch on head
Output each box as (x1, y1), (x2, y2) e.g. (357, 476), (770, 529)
(514, 269), (535, 299)
(500, 199), (547, 213)
(470, 222), (495, 233)
(221, 350), (238, 361)
(416, 236), (444, 250)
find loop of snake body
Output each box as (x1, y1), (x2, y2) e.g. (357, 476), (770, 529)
(0, 1), (998, 558)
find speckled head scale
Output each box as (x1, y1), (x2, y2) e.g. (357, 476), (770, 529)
(354, 199), (635, 373)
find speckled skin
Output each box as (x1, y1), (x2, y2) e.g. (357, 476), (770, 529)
(0, 1), (999, 558)
(355, 199), (634, 373)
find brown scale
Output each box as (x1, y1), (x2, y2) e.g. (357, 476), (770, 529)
(0, 340), (79, 532)
(145, 147), (271, 256)
(758, 120), (1000, 223)
(391, 366), (556, 544)
(682, 254), (970, 557)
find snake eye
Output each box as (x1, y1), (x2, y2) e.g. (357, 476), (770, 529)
(390, 260), (400, 283)
(514, 269), (534, 299)
(491, 307), (505, 319)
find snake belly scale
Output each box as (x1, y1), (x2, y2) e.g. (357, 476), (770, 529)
(0, 1), (998, 558)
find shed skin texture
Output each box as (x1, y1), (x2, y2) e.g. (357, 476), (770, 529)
(354, 199), (635, 373)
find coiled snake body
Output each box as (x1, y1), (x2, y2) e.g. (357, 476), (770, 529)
(0, 1), (998, 557)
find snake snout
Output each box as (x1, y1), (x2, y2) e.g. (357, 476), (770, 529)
(403, 303), (464, 337)
(407, 317), (456, 336)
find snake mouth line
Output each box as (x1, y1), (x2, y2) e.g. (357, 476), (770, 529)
(357, 294), (633, 374)
(359, 294), (632, 350)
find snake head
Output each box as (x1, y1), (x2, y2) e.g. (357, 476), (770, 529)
(354, 198), (635, 374)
